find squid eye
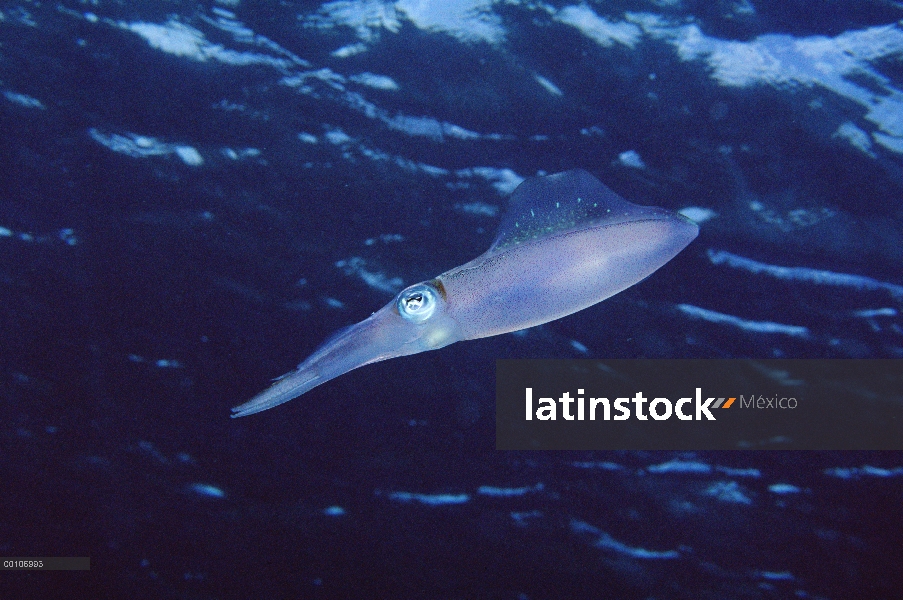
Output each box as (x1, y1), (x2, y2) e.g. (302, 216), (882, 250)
(397, 283), (439, 323)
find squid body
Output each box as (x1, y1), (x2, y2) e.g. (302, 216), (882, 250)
(232, 169), (698, 417)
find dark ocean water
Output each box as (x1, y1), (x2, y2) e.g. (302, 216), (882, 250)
(2, 0), (903, 598)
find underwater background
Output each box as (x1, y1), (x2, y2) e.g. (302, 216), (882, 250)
(1, 0), (902, 597)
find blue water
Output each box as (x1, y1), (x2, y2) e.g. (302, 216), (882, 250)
(1, 1), (902, 597)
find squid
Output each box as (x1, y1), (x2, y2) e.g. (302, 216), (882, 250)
(232, 169), (698, 417)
